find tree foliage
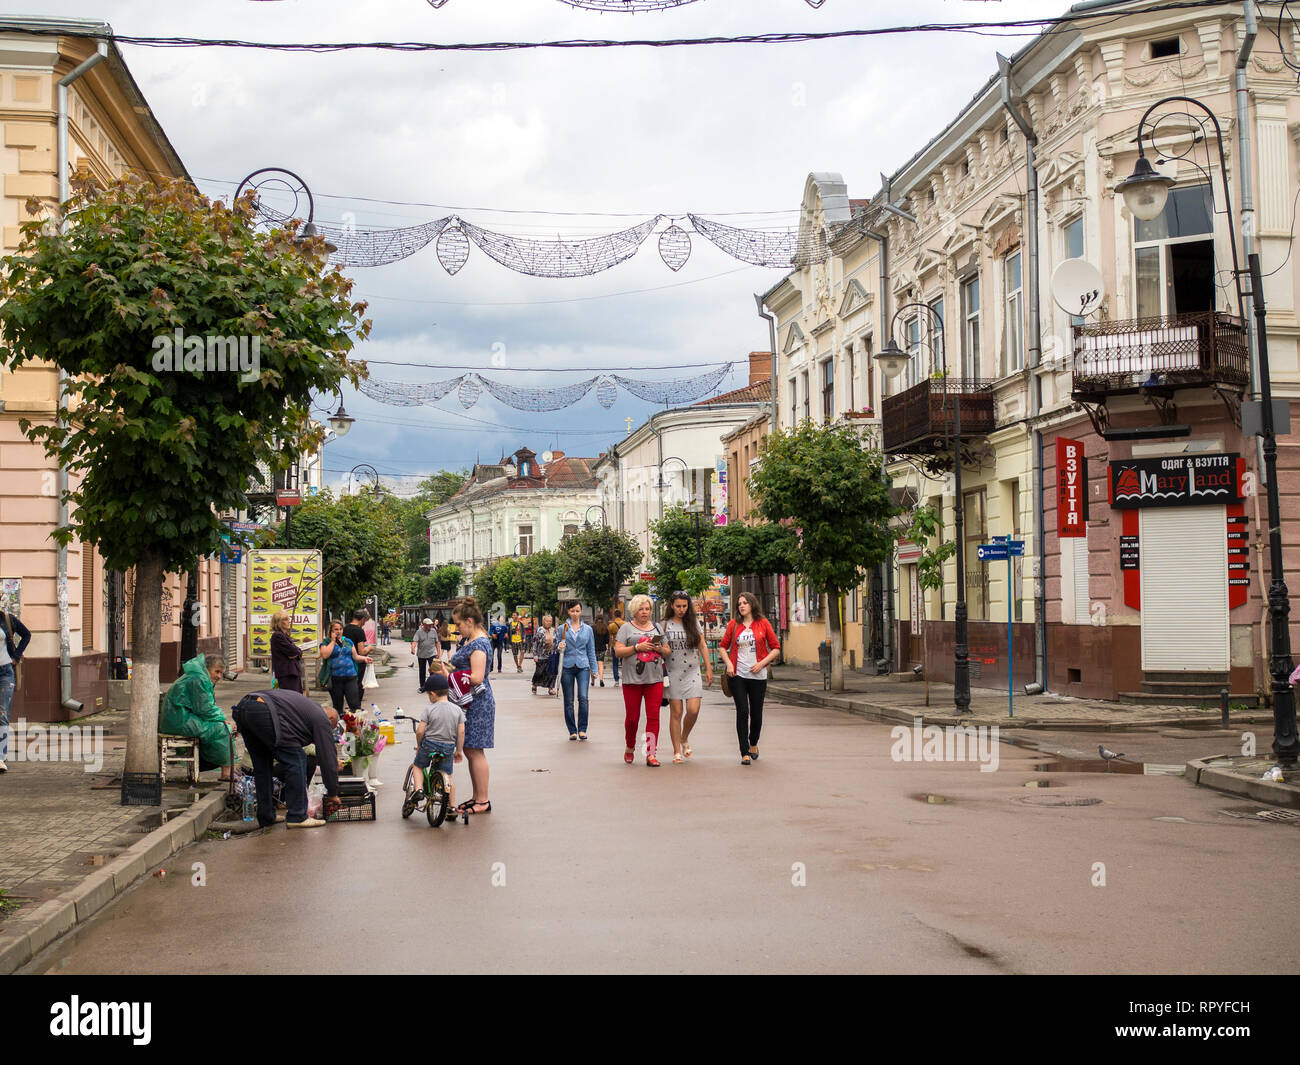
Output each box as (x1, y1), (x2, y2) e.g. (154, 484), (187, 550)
(519, 549), (563, 617)
(424, 563), (464, 603)
(0, 173), (367, 772)
(648, 506), (714, 601)
(395, 471), (467, 570)
(284, 489), (406, 617)
(475, 556), (527, 613)
(556, 525), (642, 609)
(749, 420), (897, 597)
(706, 521), (800, 578)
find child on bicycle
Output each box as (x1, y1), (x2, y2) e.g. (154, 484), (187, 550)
(413, 671), (465, 809)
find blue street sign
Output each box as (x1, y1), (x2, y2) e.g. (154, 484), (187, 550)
(1006, 540), (1025, 556)
(977, 544), (1008, 561)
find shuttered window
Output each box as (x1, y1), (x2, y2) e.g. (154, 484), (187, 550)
(81, 546), (95, 650)
(1071, 538), (1090, 623)
(1139, 506), (1228, 671)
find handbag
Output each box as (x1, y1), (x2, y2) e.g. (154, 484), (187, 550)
(721, 672), (732, 698)
(317, 654), (332, 689)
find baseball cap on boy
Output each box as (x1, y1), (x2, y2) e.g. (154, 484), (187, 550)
(421, 673), (449, 694)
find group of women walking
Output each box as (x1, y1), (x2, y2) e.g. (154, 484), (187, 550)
(550, 590), (779, 767)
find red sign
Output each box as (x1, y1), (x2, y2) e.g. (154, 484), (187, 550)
(639, 572), (655, 582)
(276, 491), (302, 506)
(1057, 437), (1087, 537)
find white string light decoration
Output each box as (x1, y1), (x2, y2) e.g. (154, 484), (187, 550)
(457, 216), (661, 278)
(357, 375), (465, 406)
(436, 225), (471, 275)
(687, 213), (829, 269)
(457, 375), (483, 409)
(658, 223), (692, 271)
(595, 377), (619, 408)
(612, 363), (732, 405)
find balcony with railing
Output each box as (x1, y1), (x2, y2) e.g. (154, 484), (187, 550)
(880, 377), (997, 455)
(1071, 311), (1249, 401)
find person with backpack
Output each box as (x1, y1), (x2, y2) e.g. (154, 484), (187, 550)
(0, 608), (32, 773)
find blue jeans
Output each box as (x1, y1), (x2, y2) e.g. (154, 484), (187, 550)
(233, 702), (308, 825)
(0, 664), (14, 762)
(611, 652), (620, 683)
(561, 665), (590, 735)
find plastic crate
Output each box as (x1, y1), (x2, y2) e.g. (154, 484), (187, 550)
(121, 771), (162, 806)
(326, 791), (375, 822)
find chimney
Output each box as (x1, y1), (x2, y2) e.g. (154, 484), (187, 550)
(550, 450), (565, 460)
(748, 351), (773, 386)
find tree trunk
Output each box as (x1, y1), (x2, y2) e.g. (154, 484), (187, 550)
(827, 587), (845, 692)
(126, 548), (164, 775)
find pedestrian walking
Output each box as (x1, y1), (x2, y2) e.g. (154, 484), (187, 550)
(509, 613), (525, 672)
(614, 594), (669, 767)
(438, 616), (454, 660)
(592, 612), (609, 687)
(489, 614), (508, 672)
(607, 611), (623, 687)
(664, 592), (713, 763)
(450, 597), (495, 816)
(557, 600), (598, 740)
(269, 610), (304, 694)
(411, 617), (440, 690)
(531, 614), (558, 695)
(232, 689), (342, 828)
(719, 592), (780, 765)
(319, 620), (372, 716)
(344, 609), (371, 655)
(0, 607), (32, 773)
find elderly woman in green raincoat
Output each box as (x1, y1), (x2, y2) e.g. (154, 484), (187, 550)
(160, 652), (235, 781)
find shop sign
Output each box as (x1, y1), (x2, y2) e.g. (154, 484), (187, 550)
(1057, 437), (1088, 537)
(1108, 454), (1244, 509)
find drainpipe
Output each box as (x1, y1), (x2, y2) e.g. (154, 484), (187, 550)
(999, 52), (1046, 691)
(54, 42), (108, 716)
(1236, 2), (1266, 693)
(754, 294), (779, 430)
(861, 224), (896, 672)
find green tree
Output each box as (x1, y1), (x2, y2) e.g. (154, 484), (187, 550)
(556, 525), (642, 610)
(398, 470), (467, 570)
(379, 572), (422, 613)
(749, 420), (897, 691)
(424, 563), (464, 602)
(519, 549), (562, 617)
(0, 174), (366, 772)
(284, 489), (406, 618)
(629, 580), (650, 597)
(648, 506), (714, 602)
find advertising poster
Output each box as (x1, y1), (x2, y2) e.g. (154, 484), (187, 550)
(0, 577), (20, 617)
(247, 549), (323, 660)
(711, 457), (728, 526)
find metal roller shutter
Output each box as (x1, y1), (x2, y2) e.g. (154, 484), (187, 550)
(1139, 505), (1228, 671)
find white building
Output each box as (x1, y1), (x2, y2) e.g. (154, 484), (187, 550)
(427, 447), (600, 594)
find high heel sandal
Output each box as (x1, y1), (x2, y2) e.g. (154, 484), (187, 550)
(624, 749), (635, 764)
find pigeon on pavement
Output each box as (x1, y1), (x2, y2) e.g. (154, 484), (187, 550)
(1098, 744), (1125, 771)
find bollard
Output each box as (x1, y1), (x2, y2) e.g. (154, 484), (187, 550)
(1220, 687), (1230, 729)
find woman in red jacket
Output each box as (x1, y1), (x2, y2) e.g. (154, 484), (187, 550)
(719, 592), (781, 765)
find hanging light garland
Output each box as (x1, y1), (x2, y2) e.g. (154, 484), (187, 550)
(456, 216), (661, 278)
(356, 364), (735, 411)
(427, 0), (828, 8)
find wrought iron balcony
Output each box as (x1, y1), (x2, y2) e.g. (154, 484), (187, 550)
(1072, 311), (1249, 401)
(880, 377), (996, 455)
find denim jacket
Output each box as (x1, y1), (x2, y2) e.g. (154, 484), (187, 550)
(557, 622), (598, 672)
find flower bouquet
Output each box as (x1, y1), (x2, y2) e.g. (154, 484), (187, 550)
(338, 712), (387, 782)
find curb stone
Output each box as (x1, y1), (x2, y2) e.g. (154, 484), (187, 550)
(0, 785), (227, 974)
(1186, 757), (1300, 810)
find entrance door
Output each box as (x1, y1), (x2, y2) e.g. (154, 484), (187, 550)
(1139, 506), (1228, 671)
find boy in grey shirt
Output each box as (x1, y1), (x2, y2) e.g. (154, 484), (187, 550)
(412, 672), (465, 809)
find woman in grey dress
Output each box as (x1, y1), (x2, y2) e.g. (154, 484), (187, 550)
(665, 593), (713, 764)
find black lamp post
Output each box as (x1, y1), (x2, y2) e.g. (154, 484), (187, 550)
(876, 302), (971, 715)
(1116, 97), (1296, 766)
(349, 463), (381, 494)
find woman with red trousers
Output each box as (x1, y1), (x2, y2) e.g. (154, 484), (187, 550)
(720, 592), (780, 765)
(614, 594), (669, 767)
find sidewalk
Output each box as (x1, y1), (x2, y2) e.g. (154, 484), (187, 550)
(765, 662), (1270, 730)
(0, 667), (274, 973)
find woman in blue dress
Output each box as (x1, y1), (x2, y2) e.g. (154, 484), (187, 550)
(451, 597), (495, 815)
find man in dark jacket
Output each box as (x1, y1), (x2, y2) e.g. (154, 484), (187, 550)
(233, 690), (342, 828)
(0, 609), (31, 773)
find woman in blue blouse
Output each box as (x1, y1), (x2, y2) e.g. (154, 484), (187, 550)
(557, 600), (598, 741)
(319, 619), (372, 715)
(451, 597), (496, 815)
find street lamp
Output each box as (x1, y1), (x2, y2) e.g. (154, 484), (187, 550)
(1121, 96), (1294, 765)
(327, 399), (355, 439)
(348, 463), (380, 494)
(584, 504), (619, 613)
(876, 302), (971, 715)
(234, 167), (338, 256)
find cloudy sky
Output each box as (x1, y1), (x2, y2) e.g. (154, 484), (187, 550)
(48, 0), (1050, 488)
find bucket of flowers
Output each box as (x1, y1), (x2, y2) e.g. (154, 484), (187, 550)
(338, 711), (387, 783)
(843, 405), (875, 420)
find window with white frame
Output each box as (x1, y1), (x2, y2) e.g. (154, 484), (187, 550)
(789, 378), (798, 427)
(801, 370), (810, 422)
(1003, 250), (1024, 375)
(821, 357), (834, 422)
(905, 314), (923, 390)
(1133, 184), (1213, 319)
(929, 295), (946, 380)
(517, 524), (534, 556)
(961, 275), (980, 382)
(1064, 214), (1086, 329)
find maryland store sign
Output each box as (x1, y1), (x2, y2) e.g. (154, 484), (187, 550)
(1108, 453), (1245, 509)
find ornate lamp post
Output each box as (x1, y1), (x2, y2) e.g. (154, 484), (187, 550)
(876, 302), (971, 715)
(1116, 96), (1296, 765)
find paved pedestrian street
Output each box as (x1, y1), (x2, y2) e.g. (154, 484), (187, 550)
(25, 652), (1298, 975)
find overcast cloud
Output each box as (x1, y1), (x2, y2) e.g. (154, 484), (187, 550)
(42, 0), (1049, 486)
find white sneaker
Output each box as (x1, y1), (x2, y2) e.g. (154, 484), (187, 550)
(0, 760), (7, 773)
(286, 817), (327, 829)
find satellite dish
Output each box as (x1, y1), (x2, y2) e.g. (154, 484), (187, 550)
(1052, 258), (1105, 318)
(540, 450), (554, 464)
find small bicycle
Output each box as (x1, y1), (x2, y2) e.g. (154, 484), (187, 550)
(397, 715), (468, 827)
